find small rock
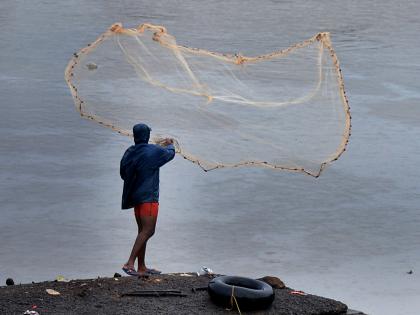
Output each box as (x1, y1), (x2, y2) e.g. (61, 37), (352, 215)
(6, 278), (14, 286)
(114, 272), (122, 278)
(77, 288), (88, 298)
(407, 270), (413, 274)
(258, 276), (285, 289)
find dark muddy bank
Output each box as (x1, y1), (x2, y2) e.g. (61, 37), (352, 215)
(0, 273), (365, 314)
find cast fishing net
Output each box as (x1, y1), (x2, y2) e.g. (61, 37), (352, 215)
(65, 23), (351, 177)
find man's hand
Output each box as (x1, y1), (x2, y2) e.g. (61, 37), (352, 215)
(161, 138), (174, 146)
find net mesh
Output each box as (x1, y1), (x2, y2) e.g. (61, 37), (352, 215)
(65, 23), (351, 177)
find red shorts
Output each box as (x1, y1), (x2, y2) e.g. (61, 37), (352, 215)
(134, 202), (159, 217)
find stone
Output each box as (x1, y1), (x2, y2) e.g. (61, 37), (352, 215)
(6, 278), (14, 286)
(258, 276), (285, 289)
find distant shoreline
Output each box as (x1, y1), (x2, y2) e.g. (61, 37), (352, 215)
(0, 273), (366, 314)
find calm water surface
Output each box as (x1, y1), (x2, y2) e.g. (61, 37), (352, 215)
(1, 1), (420, 314)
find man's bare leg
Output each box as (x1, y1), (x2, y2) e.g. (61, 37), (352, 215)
(125, 215), (157, 272)
(137, 242), (148, 273)
(135, 214), (148, 273)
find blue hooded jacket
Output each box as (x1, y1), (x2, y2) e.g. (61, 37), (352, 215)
(120, 123), (175, 209)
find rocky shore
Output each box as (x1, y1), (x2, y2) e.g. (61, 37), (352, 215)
(0, 273), (366, 314)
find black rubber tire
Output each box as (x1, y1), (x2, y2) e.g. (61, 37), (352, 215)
(208, 276), (275, 310)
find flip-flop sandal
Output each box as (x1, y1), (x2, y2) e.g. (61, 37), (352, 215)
(146, 268), (162, 275)
(122, 265), (140, 277)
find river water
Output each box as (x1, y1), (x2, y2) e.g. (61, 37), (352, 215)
(1, 1), (419, 314)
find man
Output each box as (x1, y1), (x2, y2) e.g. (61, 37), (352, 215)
(120, 123), (175, 276)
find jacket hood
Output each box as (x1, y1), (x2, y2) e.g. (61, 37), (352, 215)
(133, 123), (151, 144)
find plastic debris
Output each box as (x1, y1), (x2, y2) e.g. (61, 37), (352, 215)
(23, 311), (39, 315)
(196, 267), (214, 276)
(290, 290), (307, 296)
(179, 273), (193, 277)
(55, 275), (70, 282)
(46, 288), (61, 296)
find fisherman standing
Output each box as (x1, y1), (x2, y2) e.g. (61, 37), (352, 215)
(120, 123), (175, 276)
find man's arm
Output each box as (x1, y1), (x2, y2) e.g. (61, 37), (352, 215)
(149, 139), (175, 169)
